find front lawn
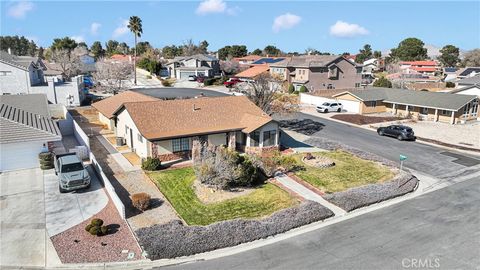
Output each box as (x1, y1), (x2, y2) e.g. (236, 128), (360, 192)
(147, 167), (298, 225)
(293, 151), (394, 193)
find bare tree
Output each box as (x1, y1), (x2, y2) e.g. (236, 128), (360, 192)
(51, 48), (84, 79)
(220, 60), (241, 75)
(93, 59), (133, 94)
(239, 73), (298, 115)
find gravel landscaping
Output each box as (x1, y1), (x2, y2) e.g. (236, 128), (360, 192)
(51, 197), (142, 263)
(136, 201), (334, 260)
(323, 172), (418, 212)
(331, 114), (402, 125)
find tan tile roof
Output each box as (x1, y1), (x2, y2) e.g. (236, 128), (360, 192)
(235, 65), (270, 78)
(92, 91), (158, 119)
(118, 96), (273, 140)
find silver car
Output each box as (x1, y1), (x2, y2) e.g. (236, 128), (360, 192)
(54, 153), (91, 193)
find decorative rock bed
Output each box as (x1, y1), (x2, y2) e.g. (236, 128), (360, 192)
(302, 154), (335, 168)
(136, 201), (334, 260)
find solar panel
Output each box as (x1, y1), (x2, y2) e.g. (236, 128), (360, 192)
(251, 58), (285, 64)
(460, 67), (480, 77)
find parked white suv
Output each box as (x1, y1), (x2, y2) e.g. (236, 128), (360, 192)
(316, 102), (343, 113)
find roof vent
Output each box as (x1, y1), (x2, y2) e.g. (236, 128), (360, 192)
(193, 104), (199, 111)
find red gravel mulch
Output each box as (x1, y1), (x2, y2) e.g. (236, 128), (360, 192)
(331, 114), (402, 125)
(51, 194), (143, 264)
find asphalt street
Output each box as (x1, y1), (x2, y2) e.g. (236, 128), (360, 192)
(277, 112), (480, 178)
(162, 176), (480, 270)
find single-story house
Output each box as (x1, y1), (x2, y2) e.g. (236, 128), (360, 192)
(0, 94), (62, 171)
(92, 90), (159, 130)
(235, 64), (270, 80)
(332, 87), (479, 124)
(111, 96), (279, 161)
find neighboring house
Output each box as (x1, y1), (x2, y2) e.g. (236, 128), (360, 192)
(0, 50), (47, 94)
(361, 58), (382, 85)
(450, 84), (480, 98)
(0, 94), (62, 171)
(235, 65), (270, 80)
(399, 60), (440, 76)
(92, 91), (159, 130)
(232, 55), (263, 66)
(1, 51), (85, 106)
(456, 67), (480, 79)
(332, 87), (478, 124)
(443, 67), (458, 82)
(110, 96), (279, 161)
(166, 54), (220, 80)
(456, 75), (480, 88)
(270, 55), (363, 91)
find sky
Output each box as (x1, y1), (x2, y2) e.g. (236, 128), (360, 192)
(1, 0), (479, 55)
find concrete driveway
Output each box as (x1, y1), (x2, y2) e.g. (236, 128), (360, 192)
(0, 166), (108, 267)
(44, 165), (108, 236)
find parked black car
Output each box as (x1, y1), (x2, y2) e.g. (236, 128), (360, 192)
(377, 125), (416, 141)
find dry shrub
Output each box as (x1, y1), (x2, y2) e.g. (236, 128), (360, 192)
(131, 192), (151, 211)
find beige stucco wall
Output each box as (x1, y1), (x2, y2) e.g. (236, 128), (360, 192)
(246, 121), (279, 147)
(335, 93), (359, 101)
(116, 109), (150, 158)
(98, 112), (114, 130)
(360, 100), (386, 114)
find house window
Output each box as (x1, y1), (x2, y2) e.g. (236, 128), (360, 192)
(250, 131), (260, 147)
(172, 138), (190, 152)
(365, 101), (377, 107)
(137, 133), (143, 143)
(355, 83), (360, 88)
(327, 84), (334, 89)
(263, 130), (276, 147)
(0, 71), (12, 76)
(441, 110), (449, 116)
(125, 126), (129, 136)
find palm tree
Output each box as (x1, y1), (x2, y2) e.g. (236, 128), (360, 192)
(128, 16), (143, 85)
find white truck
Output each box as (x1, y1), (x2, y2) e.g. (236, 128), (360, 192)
(54, 153), (91, 193)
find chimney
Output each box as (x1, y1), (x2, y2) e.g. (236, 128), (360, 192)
(193, 104), (197, 111)
(8, 48), (11, 55)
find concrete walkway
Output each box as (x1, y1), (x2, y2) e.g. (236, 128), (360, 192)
(274, 173), (346, 217)
(96, 135), (139, 172)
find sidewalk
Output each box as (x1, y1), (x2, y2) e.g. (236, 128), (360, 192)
(96, 135), (140, 172)
(274, 173), (346, 217)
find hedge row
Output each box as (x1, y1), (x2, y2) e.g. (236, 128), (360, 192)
(136, 201), (334, 260)
(323, 172), (418, 212)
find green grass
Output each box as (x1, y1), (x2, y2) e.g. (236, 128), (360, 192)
(293, 151), (394, 193)
(147, 167), (298, 225)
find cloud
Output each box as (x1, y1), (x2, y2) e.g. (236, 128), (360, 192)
(272, 13), (301, 33)
(195, 0), (231, 15)
(329, 20), (369, 38)
(71, 35), (85, 43)
(7, 1), (34, 19)
(90, 22), (101, 35)
(112, 20), (129, 38)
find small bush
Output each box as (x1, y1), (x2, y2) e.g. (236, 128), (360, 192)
(161, 79), (172, 87)
(293, 90), (299, 95)
(298, 85), (307, 93)
(288, 84), (295, 94)
(445, 81), (455, 88)
(131, 192), (151, 211)
(91, 218), (103, 227)
(89, 226), (101, 236)
(146, 75), (152, 79)
(277, 155), (298, 172)
(85, 224), (93, 232)
(304, 152), (314, 160)
(136, 201), (334, 260)
(142, 157), (162, 171)
(203, 78), (215, 86)
(100, 226), (108, 235)
(38, 152), (53, 161)
(40, 164), (54, 170)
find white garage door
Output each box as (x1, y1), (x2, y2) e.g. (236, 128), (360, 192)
(179, 71), (196, 80)
(0, 141), (45, 172)
(339, 100), (361, 113)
